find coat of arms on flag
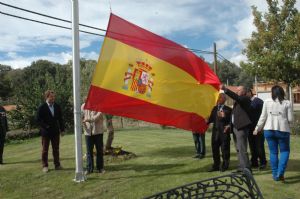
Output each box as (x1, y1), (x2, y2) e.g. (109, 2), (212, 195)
(123, 60), (154, 98)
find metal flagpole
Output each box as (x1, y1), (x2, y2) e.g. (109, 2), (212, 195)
(71, 0), (86, 182)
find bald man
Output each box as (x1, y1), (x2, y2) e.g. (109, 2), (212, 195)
(221, 85), (252, 172)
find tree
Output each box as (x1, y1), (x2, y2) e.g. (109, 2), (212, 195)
(241, 0), (300, 86)
(215, 61), (240, 85)
(10, 60), (73, 131)
(235, 70), (254, 89)
(0, 64), (13, 101)
(212, 60), (254, 88)
(80, 59), (97, 99)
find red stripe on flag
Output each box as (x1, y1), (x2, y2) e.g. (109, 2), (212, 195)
(85, 85), (208, 133)
(106, 14), (219, 89)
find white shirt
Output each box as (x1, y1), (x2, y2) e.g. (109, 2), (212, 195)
(255, 98), (293, 133)
(47, 102), (54, 116)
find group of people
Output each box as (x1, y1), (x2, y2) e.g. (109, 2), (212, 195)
(0, 85), (293, 182)
(192, 85), (293, 182)
(36, 90), (114, 174)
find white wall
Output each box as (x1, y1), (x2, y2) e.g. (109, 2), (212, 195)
(257, 92), (271, 101)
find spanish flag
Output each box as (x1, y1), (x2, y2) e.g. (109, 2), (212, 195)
(85, 13), (220, 132)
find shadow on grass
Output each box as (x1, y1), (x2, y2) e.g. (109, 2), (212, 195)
(253, 159), (300, 173)
(286, 159), (300, 172)
(5, 157), (74, 165)
(106, 163), (185, 172)
(102, 161), (245, 181)
(145, 145), (213, 158)
(248, 159), (300, 184)
(102, 168), (209, 180)
(284, 175), (300, 184)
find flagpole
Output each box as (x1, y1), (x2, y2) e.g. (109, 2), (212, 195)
(71, 0), (85, 182)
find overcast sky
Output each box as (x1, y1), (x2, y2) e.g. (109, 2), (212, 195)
(0, 0), (299, 69)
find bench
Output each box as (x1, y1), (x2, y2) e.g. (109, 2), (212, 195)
(144, 169), (263, 199)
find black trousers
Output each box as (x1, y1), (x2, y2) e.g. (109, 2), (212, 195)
(85, 134), (104, 172)
(0, 130), (6, 163)
(193, 133), (206, 156)
(211, 130), (230, 168)
(248, 130), (267, 166)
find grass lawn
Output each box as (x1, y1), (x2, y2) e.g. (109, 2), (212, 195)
(1, 128), (300, 199)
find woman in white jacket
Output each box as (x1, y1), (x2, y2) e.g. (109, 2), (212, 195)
(254, 85), (293, 182)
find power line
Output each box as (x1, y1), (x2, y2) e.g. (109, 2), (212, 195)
(216, 53), (236, 65)
(189, 48), (214, 54)
(1, 1), (232, 58)
(0, 10), (215, 55)
(0, 1), (106, 32)
(0, 11), (105, 37)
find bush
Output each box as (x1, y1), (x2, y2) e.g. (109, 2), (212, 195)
(6, 129), (40, 142)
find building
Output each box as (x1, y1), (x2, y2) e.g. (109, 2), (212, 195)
(254, 82), (300, 103)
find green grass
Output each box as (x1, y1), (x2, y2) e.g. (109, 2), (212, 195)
(1, 129), (300, 199)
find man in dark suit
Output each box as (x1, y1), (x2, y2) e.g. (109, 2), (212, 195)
(246, 88), (267, 169)
(207, 93), (232, 172)
(221, 85), (252, 171)
(37, 90), (64, 173)
(0, 105), (8, 164)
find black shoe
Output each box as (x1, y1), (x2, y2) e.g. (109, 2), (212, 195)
(55, 165), (63, 170)
(198, 154), (205, 159)
(220, 165), (229, 172)
(222, 162), (229, 169)
(279, 175), (285, 182)
(251, 163), (259, 169)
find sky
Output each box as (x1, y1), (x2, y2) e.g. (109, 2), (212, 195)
(0, 0), (299, 69)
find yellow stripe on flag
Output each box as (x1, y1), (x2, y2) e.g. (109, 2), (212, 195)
(91, 37), (218, 118)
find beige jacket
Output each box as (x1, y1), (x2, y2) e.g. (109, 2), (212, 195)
(81, 103), (104, 136)
(255, 98), (293, 133)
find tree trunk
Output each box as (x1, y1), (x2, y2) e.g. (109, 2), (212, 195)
(120, 117), (124, 129)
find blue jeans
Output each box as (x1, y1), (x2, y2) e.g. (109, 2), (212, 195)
(192, 133), (205, 156)
(264, 130), (290, 180)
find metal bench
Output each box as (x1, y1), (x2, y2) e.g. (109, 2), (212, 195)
(144, 169), (264, 199)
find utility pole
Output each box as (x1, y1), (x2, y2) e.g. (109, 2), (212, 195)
(71, 0), (85, 182)
(213, 42), (218, 76)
